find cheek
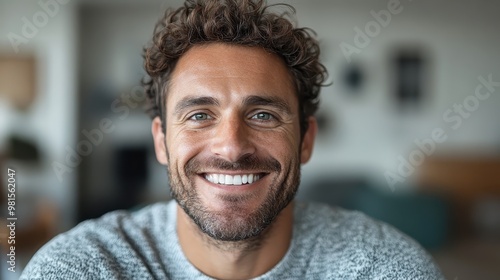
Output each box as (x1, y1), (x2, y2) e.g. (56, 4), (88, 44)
(166, 127), (206, 169)
(254, 128), (300, 162)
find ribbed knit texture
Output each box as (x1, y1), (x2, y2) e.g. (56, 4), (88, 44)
(21, 200), (444, 279)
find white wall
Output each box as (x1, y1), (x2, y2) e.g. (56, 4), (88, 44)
(0, 0), (78, 229)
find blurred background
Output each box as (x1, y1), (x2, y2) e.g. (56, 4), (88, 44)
(0, 0), (499, 279)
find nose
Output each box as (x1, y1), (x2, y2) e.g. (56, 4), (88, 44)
(210, 115), (256, 163)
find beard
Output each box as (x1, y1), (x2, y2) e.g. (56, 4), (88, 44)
(167, 152), (300, 243)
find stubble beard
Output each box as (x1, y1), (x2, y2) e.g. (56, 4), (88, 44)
(167, 152), (300, 250)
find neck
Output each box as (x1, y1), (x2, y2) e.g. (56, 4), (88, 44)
(177, 202), (294, 280)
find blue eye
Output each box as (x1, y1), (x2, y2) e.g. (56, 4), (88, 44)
(252, 112), (273, 120)
(190, 113), (210, 121)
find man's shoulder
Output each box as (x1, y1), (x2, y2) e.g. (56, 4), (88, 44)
(292, 201), (444, 279)
(295, 201), (396, 239)
(20, 201), (175, 279)
(297, 200), (422, 246)
(44, 200), (173, 249)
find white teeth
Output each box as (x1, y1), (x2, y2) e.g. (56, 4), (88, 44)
(204, 173), (262, 186)
(233, 175), (242, 185)
(225, 175), (233, 185)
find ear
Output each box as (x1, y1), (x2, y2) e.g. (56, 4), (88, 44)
(300, 117), (317, 164)
(152, 116), (169, 166)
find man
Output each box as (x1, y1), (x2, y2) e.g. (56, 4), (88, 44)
(21, 0), (443, 279)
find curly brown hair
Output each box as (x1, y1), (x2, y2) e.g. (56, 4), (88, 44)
(143, 0), (328, 137)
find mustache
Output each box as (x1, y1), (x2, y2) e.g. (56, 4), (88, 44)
(185, 155), (281, 175)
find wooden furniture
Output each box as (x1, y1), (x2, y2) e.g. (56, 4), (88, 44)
(417, 156), (500, 235)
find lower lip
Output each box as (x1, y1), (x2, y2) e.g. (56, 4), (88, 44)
(198, 174), (267, 192)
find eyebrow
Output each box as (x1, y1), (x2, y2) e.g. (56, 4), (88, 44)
(174, 96), (220, 116)
(243, 95), (293, 115)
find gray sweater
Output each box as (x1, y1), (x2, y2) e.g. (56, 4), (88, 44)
(21, 200), (444, 279)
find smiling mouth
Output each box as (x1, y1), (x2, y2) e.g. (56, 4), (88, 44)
(202, 173), (266, 186)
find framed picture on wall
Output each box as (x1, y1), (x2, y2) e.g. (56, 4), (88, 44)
(0, 54), (36, 110)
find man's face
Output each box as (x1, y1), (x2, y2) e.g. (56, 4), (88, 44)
(152, 43), (316, 241)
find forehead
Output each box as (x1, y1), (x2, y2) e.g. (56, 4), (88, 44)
(166, 43), (297, 109)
